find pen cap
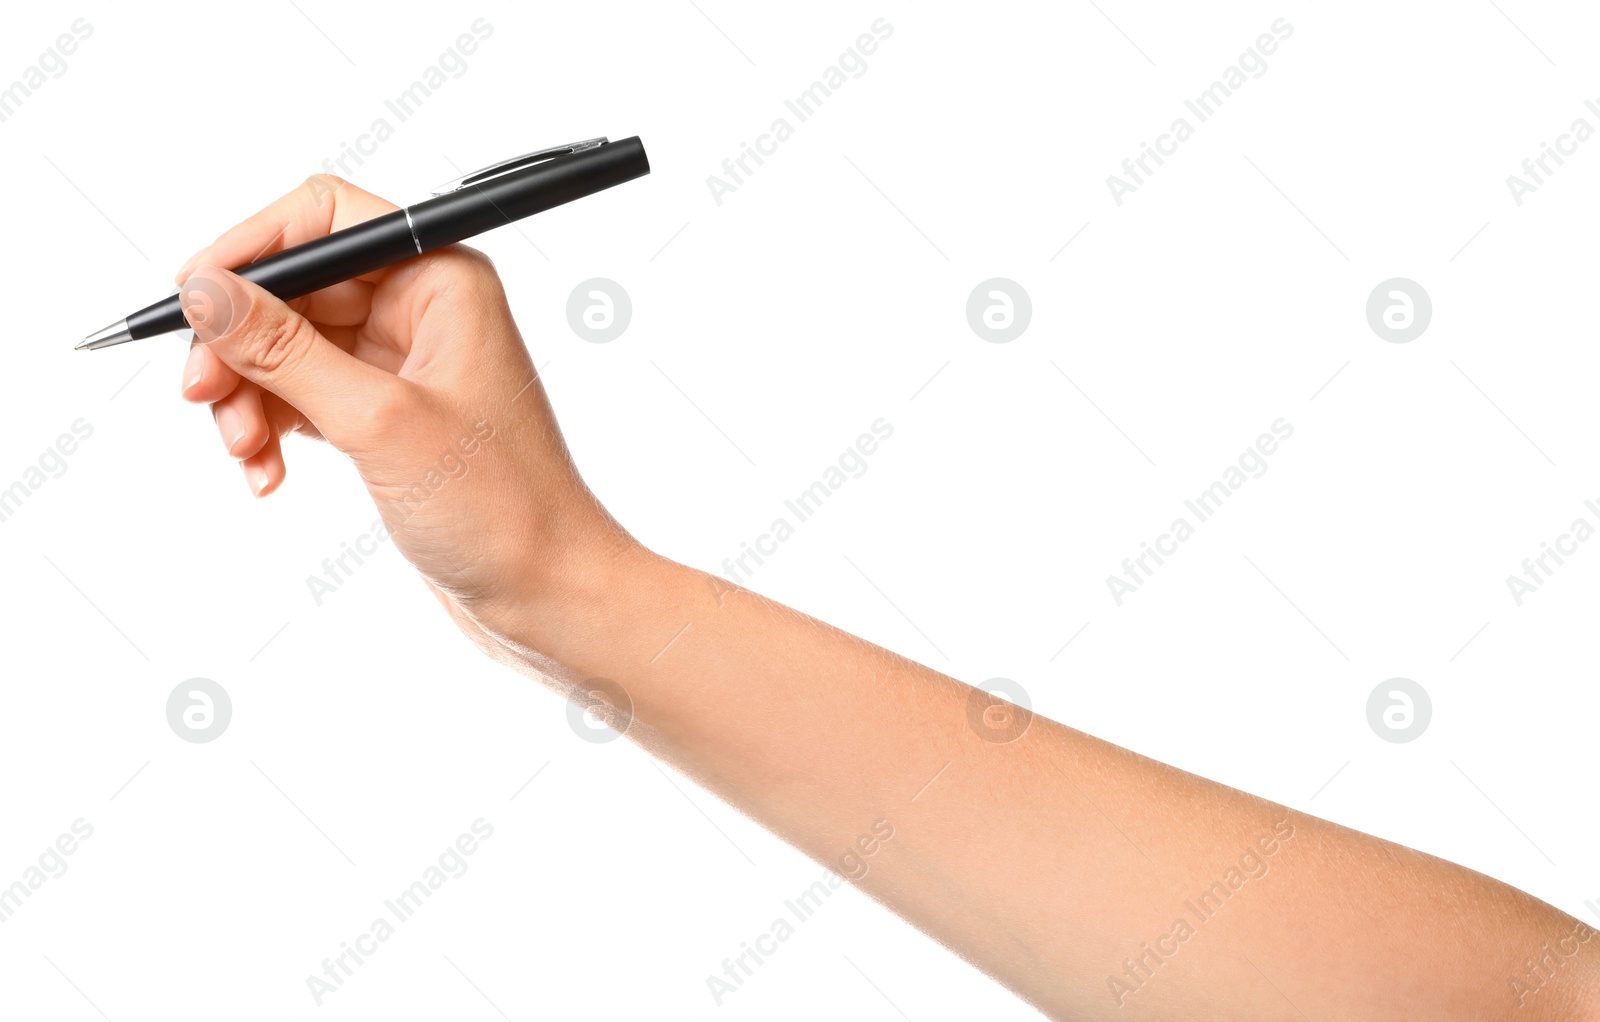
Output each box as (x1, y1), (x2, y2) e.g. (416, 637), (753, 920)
(408, 136), (650, 249)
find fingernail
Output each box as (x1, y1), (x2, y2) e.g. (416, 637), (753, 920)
(182, 346), (206, 396)
(215, 404), (246, 455)
(244, 462), (269, 497)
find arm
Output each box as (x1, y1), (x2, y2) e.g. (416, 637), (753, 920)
(513, 548), (1599, 1019)
(176, 177), (1600, 1021)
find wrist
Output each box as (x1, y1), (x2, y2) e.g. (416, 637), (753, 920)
(493, 532), (693, 680)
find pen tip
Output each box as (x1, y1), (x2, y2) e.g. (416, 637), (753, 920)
(74, 337), (92, 351)
(79, 319), (134, 351)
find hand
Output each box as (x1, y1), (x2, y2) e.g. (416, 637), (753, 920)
(176, 175), (636, 651)
(172, 179), (1600, 1022)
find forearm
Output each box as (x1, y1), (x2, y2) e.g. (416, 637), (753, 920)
(506, 546), (1600, 1020)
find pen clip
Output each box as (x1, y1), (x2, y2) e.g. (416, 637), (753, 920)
(431, 137), (609, 195)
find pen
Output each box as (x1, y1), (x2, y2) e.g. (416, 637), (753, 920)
(79, 135), (650, 350)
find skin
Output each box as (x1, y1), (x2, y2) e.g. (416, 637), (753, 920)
(177, 175), (1600, 1020)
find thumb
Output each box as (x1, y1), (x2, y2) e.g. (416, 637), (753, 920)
(179, 265), (404, 452)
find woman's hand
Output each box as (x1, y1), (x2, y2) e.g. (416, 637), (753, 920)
(176, 175), (635, 653)
(176, 175), (1600, 1022)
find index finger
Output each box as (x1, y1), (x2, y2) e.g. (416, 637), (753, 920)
(174, 174), (401, 284)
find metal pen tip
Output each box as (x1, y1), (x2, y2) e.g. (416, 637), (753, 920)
(80, 319), (133, 351)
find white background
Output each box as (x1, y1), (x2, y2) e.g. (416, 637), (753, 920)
(2, 1), (1597, 1018)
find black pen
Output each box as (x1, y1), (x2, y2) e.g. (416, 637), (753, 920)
(79, 136), (650, 350)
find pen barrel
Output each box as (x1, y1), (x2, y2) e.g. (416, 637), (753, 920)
(407, 135), (650, 249)
(128, 135), (650, 340)
(128, 211), (420, 339)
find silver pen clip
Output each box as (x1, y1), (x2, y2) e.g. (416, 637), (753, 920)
(431, 138), (609, 196)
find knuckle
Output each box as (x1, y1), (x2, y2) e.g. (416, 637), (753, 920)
(460, 269), (506, 309)
(426, 245), (503, 298)
(453, 252), (507, 307)
(353, 379), (414, 439)
(301, 173), (346, 212)
(455, 244), (497, 276)
(305, 172), (346, 192)
(237, 305), (314, 374)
